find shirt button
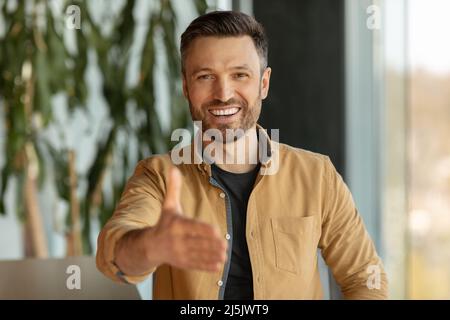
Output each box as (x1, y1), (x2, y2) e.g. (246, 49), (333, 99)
(225, 233), (231, 240)
(219, 192), (226, 198)
(217, 280), (223, 287)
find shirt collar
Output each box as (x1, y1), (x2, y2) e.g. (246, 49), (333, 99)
(192, 123), (275, 176)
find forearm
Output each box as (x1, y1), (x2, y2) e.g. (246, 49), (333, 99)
(114, 227), (163, 276)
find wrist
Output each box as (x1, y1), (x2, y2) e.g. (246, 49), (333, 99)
(142, 226), (166, 267)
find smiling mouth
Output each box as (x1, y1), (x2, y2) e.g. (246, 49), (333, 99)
(208, 107), (241, 117)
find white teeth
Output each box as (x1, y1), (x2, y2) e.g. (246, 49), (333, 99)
(209, 107), (240, 116)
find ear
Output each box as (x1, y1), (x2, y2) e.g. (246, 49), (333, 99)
(260, 67), (271, 100)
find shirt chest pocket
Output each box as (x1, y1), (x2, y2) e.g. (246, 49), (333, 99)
(270, 215), (318, 275)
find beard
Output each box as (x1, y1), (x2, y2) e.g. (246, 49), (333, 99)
(188, 92), (262, 143)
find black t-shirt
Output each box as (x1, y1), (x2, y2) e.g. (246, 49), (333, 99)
(211, 163), (261, 300)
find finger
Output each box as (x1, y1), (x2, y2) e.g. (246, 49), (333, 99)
(180, 244), (227, 272)
(163, 167), (183, 213)
(185, 235), (227, 255)
(182, 259), (214, 272)
(195, 259), (225, 273)
(184, 243), (227, 270)
(184, 252), (225, 272)
(189, 261), (223, 273)
(196, 250), (227, 265)
(182, 220), (222, 239)
(186, 246), (226, 264)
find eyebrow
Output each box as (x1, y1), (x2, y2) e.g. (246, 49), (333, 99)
(191, 64), (254, 77)
(230, 64), (252, 72)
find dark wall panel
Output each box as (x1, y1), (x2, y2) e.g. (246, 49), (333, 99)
(254, 0), (345, 174)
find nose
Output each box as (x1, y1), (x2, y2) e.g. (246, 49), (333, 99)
(213, 78), (234, 102)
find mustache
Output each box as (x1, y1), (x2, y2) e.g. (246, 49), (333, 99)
(202, 98), (247, 109)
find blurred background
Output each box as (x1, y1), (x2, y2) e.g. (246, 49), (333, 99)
(0, 0), (449, 299)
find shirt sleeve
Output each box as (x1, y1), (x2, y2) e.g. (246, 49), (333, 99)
(96, 159), (165, 284)
(319, 157), (389, 299)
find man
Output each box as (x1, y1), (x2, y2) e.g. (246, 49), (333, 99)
(96, 11), (388, 299)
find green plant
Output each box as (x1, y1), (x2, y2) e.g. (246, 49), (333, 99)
(0, 0), (208, 256)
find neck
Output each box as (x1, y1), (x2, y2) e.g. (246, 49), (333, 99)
(204, 126), (259, 174)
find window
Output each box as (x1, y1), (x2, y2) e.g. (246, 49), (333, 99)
(407, 0), (450, 299)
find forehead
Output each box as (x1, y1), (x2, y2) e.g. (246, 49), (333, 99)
(184, 36), (260, 74)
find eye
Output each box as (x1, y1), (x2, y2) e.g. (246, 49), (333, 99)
(197, 74), (214, 80)
(233, 73), (249, 79)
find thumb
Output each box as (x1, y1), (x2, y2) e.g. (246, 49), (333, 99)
(163, 167), (183, 213)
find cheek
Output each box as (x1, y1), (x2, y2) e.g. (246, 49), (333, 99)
(238, 82), (261, 103)
(188, 84), (211, 106)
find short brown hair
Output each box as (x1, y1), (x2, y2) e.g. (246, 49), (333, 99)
(180, 11), (268, 74)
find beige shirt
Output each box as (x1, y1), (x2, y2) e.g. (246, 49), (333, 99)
(96, 126), (388, 299)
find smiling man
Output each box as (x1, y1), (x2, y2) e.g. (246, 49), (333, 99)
(96, 11), (388, 300)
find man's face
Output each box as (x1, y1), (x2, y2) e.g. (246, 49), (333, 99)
(182, 36), (271, 140)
